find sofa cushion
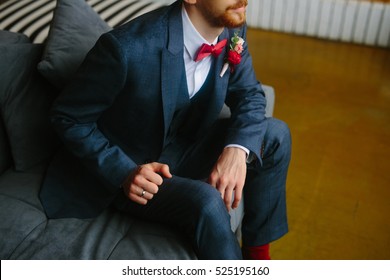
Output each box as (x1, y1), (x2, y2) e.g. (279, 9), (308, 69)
(0, 166), (196, 260)
(0, 196), (47, 259)
(37, 0), (112, 88)
(0, 30), (30, 44)
(0, 30), (32, 174)
(0, 43), (58, 171)
(8, 209), (196, 260)
(107, 218), (196, 260)
(0, 117), (12, 174)
(0, 168), (47, 259)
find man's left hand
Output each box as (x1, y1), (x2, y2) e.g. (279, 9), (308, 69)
(208, 147), (247, 211)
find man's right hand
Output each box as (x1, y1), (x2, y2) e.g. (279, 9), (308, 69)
(122, 162), (172, 205)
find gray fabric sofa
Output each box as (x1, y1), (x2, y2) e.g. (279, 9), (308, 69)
(0, 0), (275, 259)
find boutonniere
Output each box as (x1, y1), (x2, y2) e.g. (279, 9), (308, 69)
(220, 32), (245, 77)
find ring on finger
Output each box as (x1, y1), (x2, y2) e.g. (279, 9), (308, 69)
(140, 189), (146, 197)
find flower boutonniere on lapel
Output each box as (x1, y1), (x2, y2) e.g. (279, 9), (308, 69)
(220, 32), (245, 77)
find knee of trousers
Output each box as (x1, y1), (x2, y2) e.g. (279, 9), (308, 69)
(191, 182), (231, 230)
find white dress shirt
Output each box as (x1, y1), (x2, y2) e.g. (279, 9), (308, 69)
(181, 6), (250, 157)
(182, 6), (217, 98)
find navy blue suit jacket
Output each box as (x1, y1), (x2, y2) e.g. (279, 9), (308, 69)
(40, 1), (268, 219)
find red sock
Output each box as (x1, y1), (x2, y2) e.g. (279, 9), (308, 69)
(242, 244), (271, 260)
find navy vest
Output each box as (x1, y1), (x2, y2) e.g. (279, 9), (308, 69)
(165, 63), (215, 146)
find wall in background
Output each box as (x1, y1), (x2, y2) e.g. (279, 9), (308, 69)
(156, 0), (390, 48)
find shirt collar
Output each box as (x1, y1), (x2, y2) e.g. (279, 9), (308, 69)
(181, 4), (219, 61)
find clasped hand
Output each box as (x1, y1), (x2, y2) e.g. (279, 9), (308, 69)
(122, 163), (172, 205)
(123, 147), (247, 210)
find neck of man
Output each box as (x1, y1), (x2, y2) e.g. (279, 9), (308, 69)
(183, 3), (224, 44)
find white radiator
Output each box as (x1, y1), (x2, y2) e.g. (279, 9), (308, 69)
(155, 0), (390, 48)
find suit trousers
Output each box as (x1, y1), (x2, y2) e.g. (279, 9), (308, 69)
(112, 117), (291, 259)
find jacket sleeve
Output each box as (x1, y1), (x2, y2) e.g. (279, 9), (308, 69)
(224, 25), (268, 161)
(50, 32), (137, 191)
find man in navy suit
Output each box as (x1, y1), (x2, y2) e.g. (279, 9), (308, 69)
(40, 0), (291, 259)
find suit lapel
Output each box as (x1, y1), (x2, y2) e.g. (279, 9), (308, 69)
(206, 28), (231, 120)
(161, 4), (231, 142)
(161, 2), (184, 143)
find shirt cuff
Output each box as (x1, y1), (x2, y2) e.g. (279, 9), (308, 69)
(225, 144), (250, 158)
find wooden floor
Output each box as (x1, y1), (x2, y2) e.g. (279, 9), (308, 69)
(246, 28), (390, 260)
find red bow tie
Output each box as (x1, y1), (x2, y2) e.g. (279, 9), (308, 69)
(194, 39), (228, 62)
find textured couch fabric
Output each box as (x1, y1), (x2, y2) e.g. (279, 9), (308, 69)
(0, 166), (196, 259)
(0, 0), (274, 259)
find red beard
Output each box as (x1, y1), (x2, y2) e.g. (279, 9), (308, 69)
(203, 0), (248, 29)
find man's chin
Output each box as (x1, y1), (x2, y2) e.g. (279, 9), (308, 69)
(224, 16), (246, 28)
(212, 10), (246, 29)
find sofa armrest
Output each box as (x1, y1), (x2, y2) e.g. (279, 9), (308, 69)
(262, 84), (275, 118)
